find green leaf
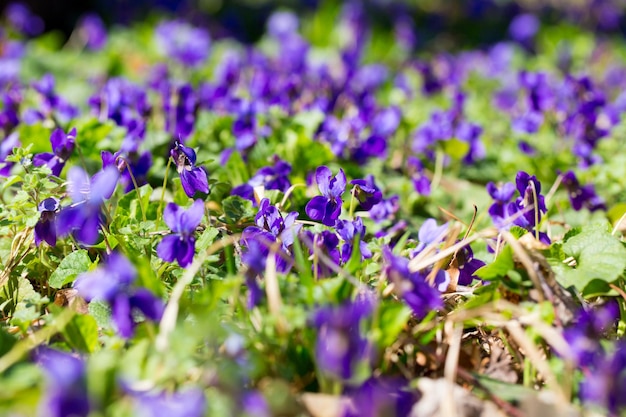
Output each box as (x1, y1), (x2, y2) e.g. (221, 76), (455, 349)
(473, 374), (537, 402)
(373, 302), (411, 348)
(475, 245), (514, 281)
(221, 196), (255, 224)
(440, 138), (470, 160)
(550, 222), (626, 294)
(62, 314), (99, 353)
(49, 250), (93, 288)
(88, 301), (112, 329)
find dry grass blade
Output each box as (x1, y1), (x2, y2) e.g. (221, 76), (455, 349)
(265, 244), (287, 334)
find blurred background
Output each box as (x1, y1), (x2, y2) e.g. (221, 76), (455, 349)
(1, 0), (626, 49)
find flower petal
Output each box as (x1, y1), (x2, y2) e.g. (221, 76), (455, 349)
(176, 237), (196, 267)
(156, 234), (179, 263)
(111, 294), (134, 338)
(315, 166), (332, 196)
(329, 168), (346, 198)
(130, 288), (164, 321)
(305, 195), (329, 223)
(90, 166), (119, 201)
(180, 166), (209, 198)
(178, 199), (204, 233)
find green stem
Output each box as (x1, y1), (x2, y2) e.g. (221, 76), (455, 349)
(430, 149), (444, 193)
(156, 157), (173, 227)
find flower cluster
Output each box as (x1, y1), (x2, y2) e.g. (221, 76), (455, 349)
(74, 252), (164, 338)
(487, 171), (550, 244)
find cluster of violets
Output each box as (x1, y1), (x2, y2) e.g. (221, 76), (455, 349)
(1, 2), (626, 417)
(560, 303), (626, 414)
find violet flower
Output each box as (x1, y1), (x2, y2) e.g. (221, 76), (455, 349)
(36, 348), (89, 417)
(579, 340), (626, 415)
(336, 217), (371, 263)
(383, 247), (442, 319)
(303, 230), (341, 279)
(157, 199), (204, 268)
(0, 131), (20, 176)
(509, 14), (539, 44)
(74, 252), (164, 338)
(306, 166), (346, 226)
(132, 387), (206, 417)
(241, 198), (302, 282)
(561, 170), (606, 212)
(5, 3), (44, 36)
(101, 150), (152, 193)
(171, 141), (210, 198)
(56, 166), (119, 245)
(311, 293), (375, 380)
(34, 197), (60, 246)
(343, 377), (417, 417)
(350, 175), (383, 211)
(163, 83), (197, 140)
(155, 20), (210, 68)
(231, 156), (292, 204)
(77, 14), (107, 50)
(33, 127), (76, 176)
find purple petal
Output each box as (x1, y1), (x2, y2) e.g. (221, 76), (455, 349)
(74, 269), (118, 302)
(180, 166), (209, 198)
(178, 199), (204, 233)
(175, 237), (196, 267)
(315, 166), (332, 196)
(305, 196), (329, 223)
(111, 294), (134, 338)
(130, 288), (164, 321)
(74, 208), (101, 245)
(329, 169), (346, 198)
(67, 166), (91, 202)
(156, 234), (179, 263)
(90, 166), (119, 201)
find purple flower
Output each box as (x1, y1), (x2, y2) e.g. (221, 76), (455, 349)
(74, 252), (164, 338)
(88, 78), (150, 149)
(241, 390), (270, 417)
(509, 14), (539, 43)
(36, 349), (89, 417)
(171, 141), (210, 198)
(155, 20), (211, 68)
(407, 157), (431, 196)
(453, 244), (485, 286)
(350, 175), (383, 211)
(561, 170), (606, 212)
(311, 293), (375, 380)
(580, 340), (626, 415)
(342, 377), (417, 417)
(133, 387), (206, 417)
(336, 217), (371, 263)
(56, 166), (119, 245)
(241, 198), (301, 283)
(303, 229), (341, 279)
(33, 127), (76, 176)
(102, 150), (152, 194)
(77, 14), (107, 50)
(415, 219), (448, 254)
(370, 195), (400, 224)
(34, 197), (60, 246)
(267, 10), (299, 39)
(163, 83), (197, 140)
(383, 247), (442, 319)
(306, 166), (346, 226)
(232, 157), (292, 204)
(157, 200), (204, 268)
(0, 132), (20, 176)
(562, 303), (618, 367)
(5, 3), (44, 36)
(487, 182), (518, 229)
